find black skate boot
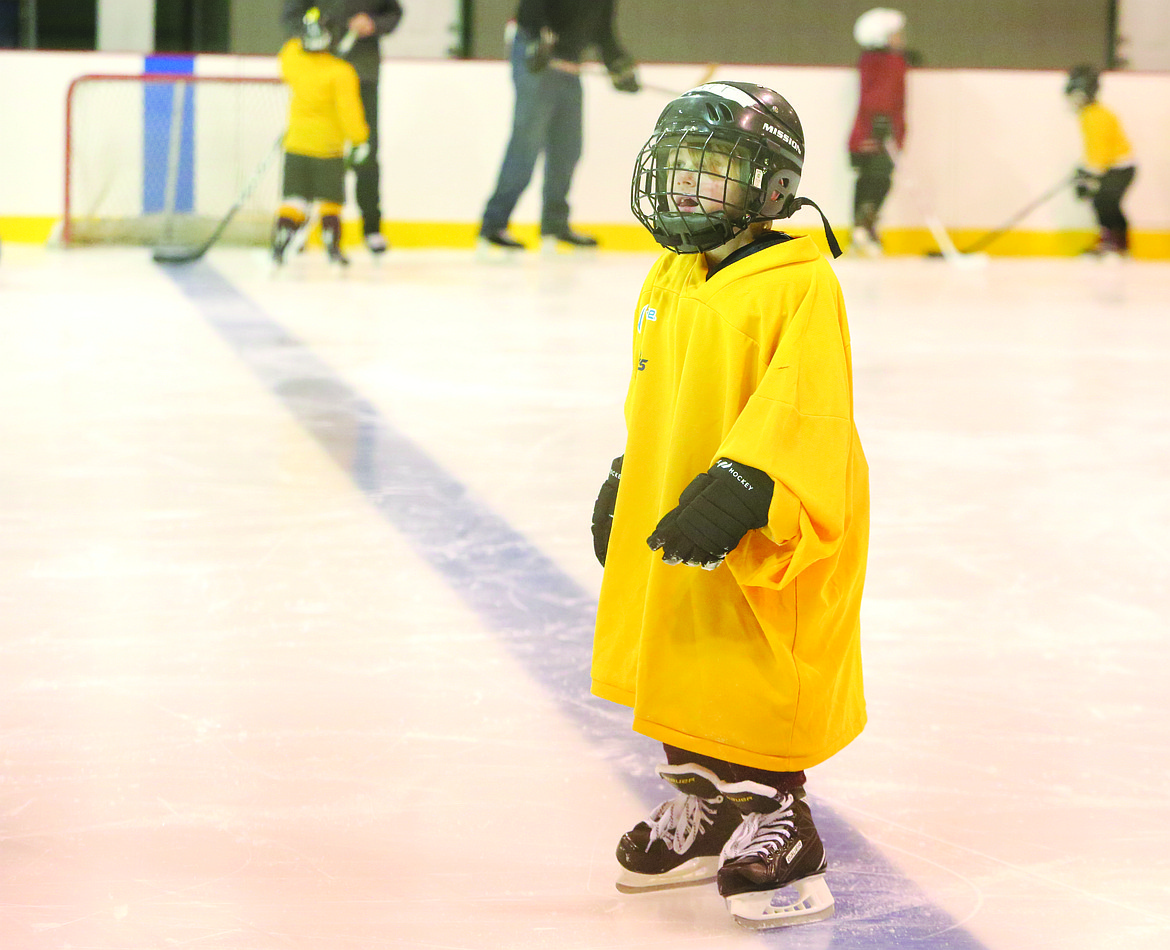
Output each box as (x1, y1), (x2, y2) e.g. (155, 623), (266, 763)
(271, 217), (299, 266)
(716, 781), (834, 929)
(321, 215), (349, 268)
(615, 763), (742, 893)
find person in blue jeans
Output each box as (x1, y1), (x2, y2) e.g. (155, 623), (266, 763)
(479, 0), (639, 255)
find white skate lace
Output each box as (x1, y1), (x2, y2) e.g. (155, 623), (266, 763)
(721, 793), (796, 862)
(644, 793), (719, 855)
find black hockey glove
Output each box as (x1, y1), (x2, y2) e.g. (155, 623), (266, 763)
(647, 459), (773, 570)
(525, 27), (557, 73)
(1074, 167), (1101, 200)
(591, 456), (623, 567)
(607, 55), (640, 93)
(870, 113), (893, 145)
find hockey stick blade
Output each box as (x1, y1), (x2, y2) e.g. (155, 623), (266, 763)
(152, 244), (207, 265)
(959, 174), (1074, 254)
(588, 62), (718, 97)
(151, 130), (285, 266)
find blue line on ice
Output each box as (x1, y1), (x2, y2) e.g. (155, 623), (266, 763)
(166, 260), (992, 950)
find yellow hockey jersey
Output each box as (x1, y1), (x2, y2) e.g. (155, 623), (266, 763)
(1078, 101), (1132, 173)
(279, 37), (369, 159)
(592, 236), (869, 772)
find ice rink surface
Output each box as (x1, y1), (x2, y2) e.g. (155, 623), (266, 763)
(1, 244), (1168, 949)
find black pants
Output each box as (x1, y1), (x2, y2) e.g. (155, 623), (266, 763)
(851, 150), (895, 228)
(664, 744), (807, 793)
(1093, 165), (1136, 246)
(356, 80), (382, 235)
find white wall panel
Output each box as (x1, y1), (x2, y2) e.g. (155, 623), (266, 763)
(3, 51), (1168, 232)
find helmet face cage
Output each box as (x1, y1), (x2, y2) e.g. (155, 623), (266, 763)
(631, 83), (804, 254)
(1065, 65), (1099, 103)
(302, 7), (333, 51)
(633, 130), (757, 253)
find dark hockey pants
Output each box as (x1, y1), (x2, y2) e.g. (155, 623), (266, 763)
(851, 150), (895, 228)
(1092, 166), (1136, 249)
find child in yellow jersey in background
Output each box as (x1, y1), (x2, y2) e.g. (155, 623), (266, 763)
(589, 81), (868, 931)
(273, 7), (369, 267)
(1065, 64), (1136, 257)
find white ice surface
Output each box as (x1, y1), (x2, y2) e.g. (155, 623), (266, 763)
(1, 245), (1168, 949)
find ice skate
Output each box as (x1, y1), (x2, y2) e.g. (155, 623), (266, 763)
(850, 225), (882, 258)
(271, 217), (299, 268)
(717, 782), (834, 930)
(321, 216), (349, 269)
(1083, 228), (1126, 260)
(365, 231), (389, 257)
(614, 763), (742, 893)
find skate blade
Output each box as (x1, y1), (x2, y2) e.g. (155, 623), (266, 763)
(615, 855), (719, 894)
(725, 873), (835, 930)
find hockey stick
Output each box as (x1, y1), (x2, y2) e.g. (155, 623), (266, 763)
(586, 62), (718, 96)
(152, 130), (286, 265)
(884, 139), (986, 268)
(958, 174), (1074, 254)
(336, 28), (358, 56)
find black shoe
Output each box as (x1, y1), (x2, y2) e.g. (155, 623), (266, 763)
(543, 228), (598, 248)
(479, 230), (527, 251)
(615, 763), (742, 893)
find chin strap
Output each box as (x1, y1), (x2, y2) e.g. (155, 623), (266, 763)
(792, 197), (843, 258)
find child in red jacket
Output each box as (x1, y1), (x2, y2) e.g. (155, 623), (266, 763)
(847, 8), (909, 256)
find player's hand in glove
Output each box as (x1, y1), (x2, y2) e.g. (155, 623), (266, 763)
(345, 142), (370, 169)
(607, 55), (640, 93)
(525, 27), (557, 73)
(647, 459), (773, 570)
(1074, 167), (1100, 200)
(591, 456), (623, 567)
(870, 114), (893, 145)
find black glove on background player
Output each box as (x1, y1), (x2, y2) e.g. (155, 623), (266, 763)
(525, 27), (557, 73)
(591, 456), (623, 566)
(1074, 167), (1101, 200)
(648, 459), (774, 569)
(607, 54), (640, 93)
(870, 113), (893, 146)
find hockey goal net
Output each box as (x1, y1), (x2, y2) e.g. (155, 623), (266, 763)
(64, 74), (290, 247)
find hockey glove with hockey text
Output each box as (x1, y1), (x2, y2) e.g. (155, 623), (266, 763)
(591, 456), (623, 567)
(647, 459), (773, 570)
(525, 27), (557, 73)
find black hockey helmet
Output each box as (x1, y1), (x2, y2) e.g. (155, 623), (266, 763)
(631, 81), (839, 256)
(301, 7), (334, 52)
(1065, 64), (1100, 102)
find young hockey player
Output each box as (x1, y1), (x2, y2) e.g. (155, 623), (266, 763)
(1065, 64), (1136, 257)
(281, 0), (403, 256)
(273, 7), (370, 268)
(591, 81), (868, 930)
(847, 7), (909, 256)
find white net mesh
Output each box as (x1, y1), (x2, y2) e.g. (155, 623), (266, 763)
(65, 75), (290, 247)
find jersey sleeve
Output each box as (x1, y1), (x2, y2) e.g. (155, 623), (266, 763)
(335, 61), (370, 146)
(713, 264), (860, 589)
